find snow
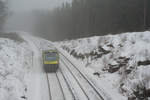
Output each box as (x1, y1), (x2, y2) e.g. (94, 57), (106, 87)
(1, 31), (150, 100)
(55, 31), (150, 100)
(0, 36), (32, 100)
(56, 69), (74, 100)
(0, 32), (51, 100)
(20, 33), (50, 100)
(60, 61), (88, 100)
(60, 55), (105, 100)
(47, 73), (64, 100)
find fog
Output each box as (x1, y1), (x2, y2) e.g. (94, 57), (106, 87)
(8, 0), (71, 13)
(4, 0), (146, 41)
(4, 0), (71, 40)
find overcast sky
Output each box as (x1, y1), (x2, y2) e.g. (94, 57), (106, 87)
(8, 0), (71, 12)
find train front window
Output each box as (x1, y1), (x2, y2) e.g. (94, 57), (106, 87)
(45, 52), (57, 61)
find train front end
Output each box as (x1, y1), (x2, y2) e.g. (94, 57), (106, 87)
(43, 50), (59, 73)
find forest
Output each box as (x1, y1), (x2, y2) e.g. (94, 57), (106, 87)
(0, 0), (7, 30)
(33, 0), (150, 40)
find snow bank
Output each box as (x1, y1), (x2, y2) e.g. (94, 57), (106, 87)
(55, 31), (150, 100)
(0, 35), (33, 100)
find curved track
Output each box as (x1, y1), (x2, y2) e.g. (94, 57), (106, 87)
(58, 50), (106, 100)
(56, 69), (76, 100)
(60, 56), (105, 100)
(26, 38), (106, 100)
(45, 56), (104, 100)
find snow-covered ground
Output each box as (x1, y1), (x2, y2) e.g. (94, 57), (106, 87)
(1, 31), (150, 100)
(55, 31), (150, 100)
(0, 32), (52, 100)
(20, 34), (50, 100)
(0, 33), (32, 100)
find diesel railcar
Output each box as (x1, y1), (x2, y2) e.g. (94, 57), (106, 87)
(42, 50), (59, 73)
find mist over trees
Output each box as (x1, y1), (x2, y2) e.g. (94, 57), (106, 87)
(146, 0), (150, 28)
(34, 0), (149, 41)
(0, 0), (7, 30)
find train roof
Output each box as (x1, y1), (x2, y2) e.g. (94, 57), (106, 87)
(42, 49), (58, 53)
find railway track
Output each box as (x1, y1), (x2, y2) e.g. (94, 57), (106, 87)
(29, 41), (107, 100)
(60, 56), (105, 100)
(21, 34), (109, 100)
(57, 69), (77, 100)
(46, 68), (77, 100)
(44, 44), (107, 100)
(45, 55), (105, 100)
(46, 72), (65, 100)
(58, 49), (108, 100)
(46, 74), (52, 100)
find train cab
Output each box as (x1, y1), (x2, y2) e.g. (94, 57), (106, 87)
(42, 50), (59, 73)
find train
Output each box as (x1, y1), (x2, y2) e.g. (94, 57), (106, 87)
(42, 50), (59, 73)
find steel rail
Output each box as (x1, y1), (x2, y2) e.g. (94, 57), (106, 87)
(46, 74), (52, 100)
(60, 59), (90, 100)
(59, 52), (105, 100)
(58, 68), (78, 100)
(55, 72), (66, 100)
